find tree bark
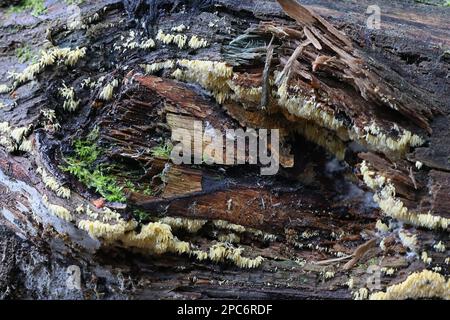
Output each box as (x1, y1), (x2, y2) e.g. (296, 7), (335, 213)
(0, 0), (448, 299)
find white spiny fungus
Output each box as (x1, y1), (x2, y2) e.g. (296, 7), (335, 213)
(323, 271), (335, 280)
(64, 47), (87, 66)
(115, 31), (155, 51)
(78, 219), (138, 240)
(218, 233), (241, 244)
(18, 139), (33, 152)
(278, 79), (425, 154)
(188, 35), (208, 49)
(421, 251), (432, 265)
(36, 166), (70, 199)
(78, 219), (261, 268)
(398, 230), (418, 252)
(209, 243), (264, 268)
(76, 205), (84, 214)
(171, 24), (187, 32)
(375, 220), (389, 233)
(81, 77), (96, 89)
(381, 267), (396, 276)
(10, 126), (29, 143)
(11, 46), (86, 86)
(213, 220), (246, 233)
(363, 122), (425, 153)
(379, 238), (387, 251)
(171, 68), (184, 79)
(41, 109), (60, 132)
(353, 288), (369, 300)
(0, 124), (32, 152)
(142, 60), (175, 74)
(246, 228), (278, 242)
(99, 79), (119, 101)
(301, 230), (319, 239)
(294, 122), (347, 160)
(159, 217), (207, 233)
(140, 38), (156, 49)
(346, 277), (354, 289)
(227, 81), (262, 103)
(370, 270), (450, 300)
(156, 30), (187, 49)
(433, 241), (446, 253)
(86, 205), (99, 219)
(0, 84), (11, 94)
(360, 161), (449, 230)
(59, 84), (80, 112)
(191, 250), (209, 261)
(174, 59), (233, 103)
(102, 207), (122, 223)
(42, 195), (73, 221)
(415, 161), (423, 170)
(432, 266), (442, 272)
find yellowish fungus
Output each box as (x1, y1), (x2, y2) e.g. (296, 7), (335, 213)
(37, 166), (71, 199)
(159, 217), (207, 233)
(370, 270), (450, 300)
(360, 161), (449, 230)
(42, 195), (73, 222)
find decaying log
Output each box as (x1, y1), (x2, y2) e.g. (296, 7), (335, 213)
(0, 0), (449, 299)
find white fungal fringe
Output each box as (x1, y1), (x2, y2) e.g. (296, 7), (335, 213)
(99, 79), (119, 101)
(37, 166), (71, 199)
(42, 195), (73, 221)
(59, 84), (80, 112)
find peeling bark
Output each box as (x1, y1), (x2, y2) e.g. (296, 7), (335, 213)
(0, 0), (448, 300)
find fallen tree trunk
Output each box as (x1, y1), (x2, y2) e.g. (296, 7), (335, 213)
(0, 0), (448, 300)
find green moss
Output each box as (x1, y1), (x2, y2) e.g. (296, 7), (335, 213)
(151, 142), (173, 159)
(62, 128), (126, 203)
(15, 45), (35, 63)
(133, 209), (150, 224)
(64, 0), (84, 4)
(8, 0), (47, 16)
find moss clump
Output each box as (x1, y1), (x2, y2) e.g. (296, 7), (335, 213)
(15, 45), (35, 63)
(133, 209), (151, 224)
(62, 128), (126, 203)
(8, 0), (47, 16)
(151, 142), (173, 159)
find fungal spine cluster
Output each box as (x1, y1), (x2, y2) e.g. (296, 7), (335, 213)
(11, 46), (86, 86)
(99, 79), (119, 101)
(0, 122), (32, 153)
(360, 161), (449, 230)
(114, 30), (155, 52)
(159, 217), (207, 233)
(370, 270), (450, 300)
(59, 84), (80, 112)
(37, 166), (71, 199)
(42, 195), (73, 222)
(156, 30), (208, 50)
(77, 217), (263, 268)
